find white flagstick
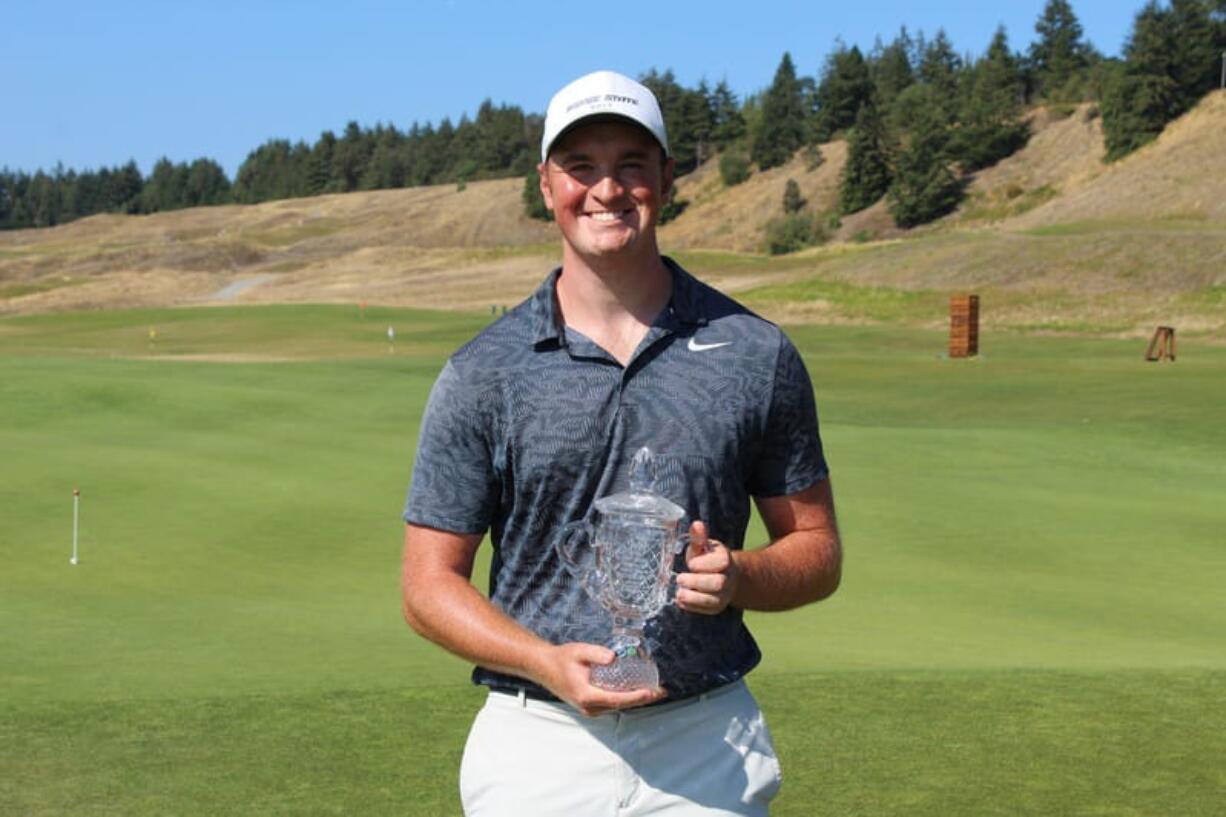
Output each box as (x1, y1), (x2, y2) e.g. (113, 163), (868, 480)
(70, 488), (80, 565)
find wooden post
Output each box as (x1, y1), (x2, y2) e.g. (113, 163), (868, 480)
(949, 295), (979, 358)
(1145, 326), (1176, 362)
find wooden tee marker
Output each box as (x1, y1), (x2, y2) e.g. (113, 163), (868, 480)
(1145, 326), (1176, 362)
(949, 295), (979, 358)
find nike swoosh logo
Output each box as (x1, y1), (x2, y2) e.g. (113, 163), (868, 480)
(688, 338), (732, 352)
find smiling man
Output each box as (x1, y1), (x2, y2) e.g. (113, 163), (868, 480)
(401, 70), (842, 816)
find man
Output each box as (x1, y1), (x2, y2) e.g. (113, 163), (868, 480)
(402, 70), (841, 816)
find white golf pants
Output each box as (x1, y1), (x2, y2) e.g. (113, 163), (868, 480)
(459, 679), (782, 816)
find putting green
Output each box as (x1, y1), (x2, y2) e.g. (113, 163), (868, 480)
(1, 306), (1222, 815)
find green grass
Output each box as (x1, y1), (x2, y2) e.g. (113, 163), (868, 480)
(2, 306), (1224, 815)
(1020, 218), (1226, 237)
(1179, 284), (1226, 309)
(959, 185), (1059, 223)
(742, 278), (943, 323)
(0, 303), (489, 361)
(0, 276), (88, 300)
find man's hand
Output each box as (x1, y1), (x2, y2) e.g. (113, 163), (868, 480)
(532, 643), (666, 717)
(675, 520), (740, 615)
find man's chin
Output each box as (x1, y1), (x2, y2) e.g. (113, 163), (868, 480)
(575, 232), (640, 257)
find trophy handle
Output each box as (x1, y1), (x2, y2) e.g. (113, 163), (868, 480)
(556, 519), (607, 601)
(556, 519), (591, 574)
(664, 531), (695, 608)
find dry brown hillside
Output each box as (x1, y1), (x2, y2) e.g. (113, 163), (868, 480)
(1010, 90), (1226, 227)
(2, 90), (1224, 338)
(0, 179), (555, 314)
(660, 142), (846, 252)
(946, 103), (1106, 227)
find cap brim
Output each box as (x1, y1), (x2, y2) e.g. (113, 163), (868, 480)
(545, 113), (669, 160)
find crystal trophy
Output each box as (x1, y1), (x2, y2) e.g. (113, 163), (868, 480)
(556, 447), (692, 691)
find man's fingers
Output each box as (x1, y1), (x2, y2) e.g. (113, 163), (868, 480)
(685, 543), (730, 573)
(675, 586), (725, 612)
(676, 571), (728, 594)
(686, 520), (710, 563)
(575, 685), (666, 717)
(545, 644), (668, 715)
(571, 643), (616, 666)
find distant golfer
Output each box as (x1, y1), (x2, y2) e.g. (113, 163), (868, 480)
(401, 70), (842, 816)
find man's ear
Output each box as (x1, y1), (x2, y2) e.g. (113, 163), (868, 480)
(538, 162), (554, 211)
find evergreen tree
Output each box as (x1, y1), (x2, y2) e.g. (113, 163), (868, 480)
(1102, 2), (1180, 160)
(710, 80), (747, 148)
(782, 178), (806, 213)
(0, 173), (14, 228)
(680, 80), (716, 169)
(839, 101), (892, 214)
(1168, 0), (1220, 108)
(361, 130), (408, 190)
(639, 69), (717, 174)
(1, 160), (153, 230)
(719, 151), (751, 186)
(522, 169), (552, 221)
(111, 161), (145, 213)
(918, 29), (964, 122)
(1101, 67), (1179, 159)
(234, 140), (313, 203)
(814, 44), (875, 140)
(27, 171), (60, 227)
(887, 80), (933, 135)
(1029, 0), (1091, 100)
(640, 70), (690, 170)
(870, 28), (915, 111)
(753, 53), (807, 170)
(888, 90), (962, 227)
(184, 159), (230, 206)
(331, 121), (372, 192)
(950, 26), (1031, 170)
(2, 172), (30, 227)
(982, 25), (1026, 100)
(1099, 0), (1221, 161)
(1217, 2), (1226, 74)
(448, 115), (478, 181)
(140, 157), (188, 212)
(309, 131), (336, 194)
(469, 100), (528, 174)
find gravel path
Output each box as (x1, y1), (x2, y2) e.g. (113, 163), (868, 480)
(207, 274), (275, 301)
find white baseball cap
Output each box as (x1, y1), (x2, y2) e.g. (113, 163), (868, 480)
(541, 70), (670, 161)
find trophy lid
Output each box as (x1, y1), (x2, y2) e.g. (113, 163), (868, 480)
(593, 447), (686, 522)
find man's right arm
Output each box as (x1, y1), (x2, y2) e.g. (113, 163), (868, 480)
(400, 522), (665, 716)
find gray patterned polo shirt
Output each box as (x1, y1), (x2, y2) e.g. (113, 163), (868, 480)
(404, 257), (828, 700)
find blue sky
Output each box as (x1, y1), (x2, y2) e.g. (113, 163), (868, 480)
(4, 0), (1137, 178)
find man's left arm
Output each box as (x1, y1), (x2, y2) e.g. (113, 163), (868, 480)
(676, 478), (841, 614)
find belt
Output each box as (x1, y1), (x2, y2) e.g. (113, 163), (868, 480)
(488, 684), (559, 703)
(486, 679), (740, 710)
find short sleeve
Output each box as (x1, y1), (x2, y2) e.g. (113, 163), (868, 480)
(403, 360), (500, 534)
(747, 335), (828, 497)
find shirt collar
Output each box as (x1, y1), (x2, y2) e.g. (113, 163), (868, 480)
(529, 256), (708, 349)
(530, 267), (566, 348)
(661, 256), (708, 328)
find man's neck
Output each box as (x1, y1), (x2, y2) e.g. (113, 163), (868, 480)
(554, 244), (672, 365)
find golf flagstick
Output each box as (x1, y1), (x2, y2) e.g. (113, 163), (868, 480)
(70, 488), (80, 565)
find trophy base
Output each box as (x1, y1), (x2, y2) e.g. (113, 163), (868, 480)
(591, 645), (660, 692)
